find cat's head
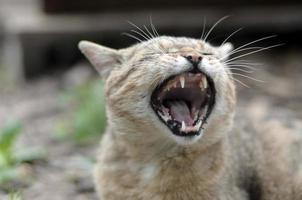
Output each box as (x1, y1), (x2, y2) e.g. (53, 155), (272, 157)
(79, 36), (236, 146)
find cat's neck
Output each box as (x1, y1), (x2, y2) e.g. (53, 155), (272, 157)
(111, 127), (227, 179)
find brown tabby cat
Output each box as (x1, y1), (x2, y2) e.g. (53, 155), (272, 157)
(78, 33), (302, 200)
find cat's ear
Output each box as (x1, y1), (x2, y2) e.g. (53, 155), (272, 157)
(217, 42), (233, 60)
(78, 41), (122, 78)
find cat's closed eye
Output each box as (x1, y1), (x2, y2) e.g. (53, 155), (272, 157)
(201, 52), (213, 56)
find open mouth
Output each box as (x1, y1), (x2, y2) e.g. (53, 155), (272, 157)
(151, 71), (216, 137)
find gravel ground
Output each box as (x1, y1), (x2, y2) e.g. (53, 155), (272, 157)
(0, 50), (301, 200)
(0, 72), (98, 200)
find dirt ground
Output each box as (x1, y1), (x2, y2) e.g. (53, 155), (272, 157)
(0, 50), (301, 200)
(0, 73), (99, 200)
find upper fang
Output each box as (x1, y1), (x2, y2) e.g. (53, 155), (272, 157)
(199, 81), (204, 90)
(180, 76), (185, 88)
(202, 77), (207, 88)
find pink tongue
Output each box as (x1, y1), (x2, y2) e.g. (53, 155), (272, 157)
(168, 101), (194, 126)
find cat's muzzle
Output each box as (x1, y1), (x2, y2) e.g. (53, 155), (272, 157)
(151, 71), (216, 137)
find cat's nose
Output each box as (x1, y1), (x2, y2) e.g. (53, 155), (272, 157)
(184, 55), (202, 67)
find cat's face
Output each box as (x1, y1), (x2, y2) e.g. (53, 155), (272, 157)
(79, 36), (236, 146)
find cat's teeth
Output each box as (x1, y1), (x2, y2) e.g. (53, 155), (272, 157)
(181, 121), (186, 132)
(202, 77), (207, 88)
(180, 76), (185, 88)
(199, 81), (204, 91)
(173, 82), (177, 88)
(193, 112), (199, 121)
(195, 120), (202, 130)
(158, 111), (170, 122)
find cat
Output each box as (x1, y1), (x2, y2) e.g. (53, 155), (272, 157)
(78, 33), (302, 200)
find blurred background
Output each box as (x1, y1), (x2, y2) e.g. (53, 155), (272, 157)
(0, 0), (301, 199)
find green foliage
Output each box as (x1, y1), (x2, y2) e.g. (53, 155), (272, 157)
(0, 122), (21, 168)
(0, 121), (45, 188)
(8, 191), (22, 200)
(56, 80), (107, 144)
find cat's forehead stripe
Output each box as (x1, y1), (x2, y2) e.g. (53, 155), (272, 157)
(138, 37), (208, 55)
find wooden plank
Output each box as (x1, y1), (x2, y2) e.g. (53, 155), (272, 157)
(2, 6), (302, 82)
(4, 7), (302, 34)
(42, 0), (302, 13)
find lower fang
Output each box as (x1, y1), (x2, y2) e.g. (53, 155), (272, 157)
(193, 111), (199, 121)
(158, 111), (170, 122)
(195, 120), (202, 130)
(181, 121), (186, 131)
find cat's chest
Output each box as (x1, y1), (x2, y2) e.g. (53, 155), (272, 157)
(133, 158), (223, 199)
(97, 147), (246, 200)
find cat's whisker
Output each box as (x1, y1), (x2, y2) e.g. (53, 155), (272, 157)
(123, 32), (161, 53)
(231, 59), (259, 63)
(223, 46), (265, 59)
(226, 63), (262, 70)
(226, 60), (262, 66)
(122, 32), (144, 43)
(128, 21), (153, 40)
(221, 28), (243, 46)
(226, 64), (257, 71)
(128, 19), (165, 54)
(228, 72), (265, 83)
(131, 29), (152, 41)
(130, 29), (164, 53)
(227, 35), (277, 56)
(227, 59), (255, 64)
(200, 17), (207, 40)
(227, 68), (254, 73)
(226, 61), (261, 66)
(203, 16), (229, 42)
(143, 25), (155, 39)
(225, 43), (284, 63)
(224, 60), (261, 69)
(230, 77), (250, 88)
(150, 23), (159, 37)
(149, 16), (160, 37)
(227, 62), (257, 66)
